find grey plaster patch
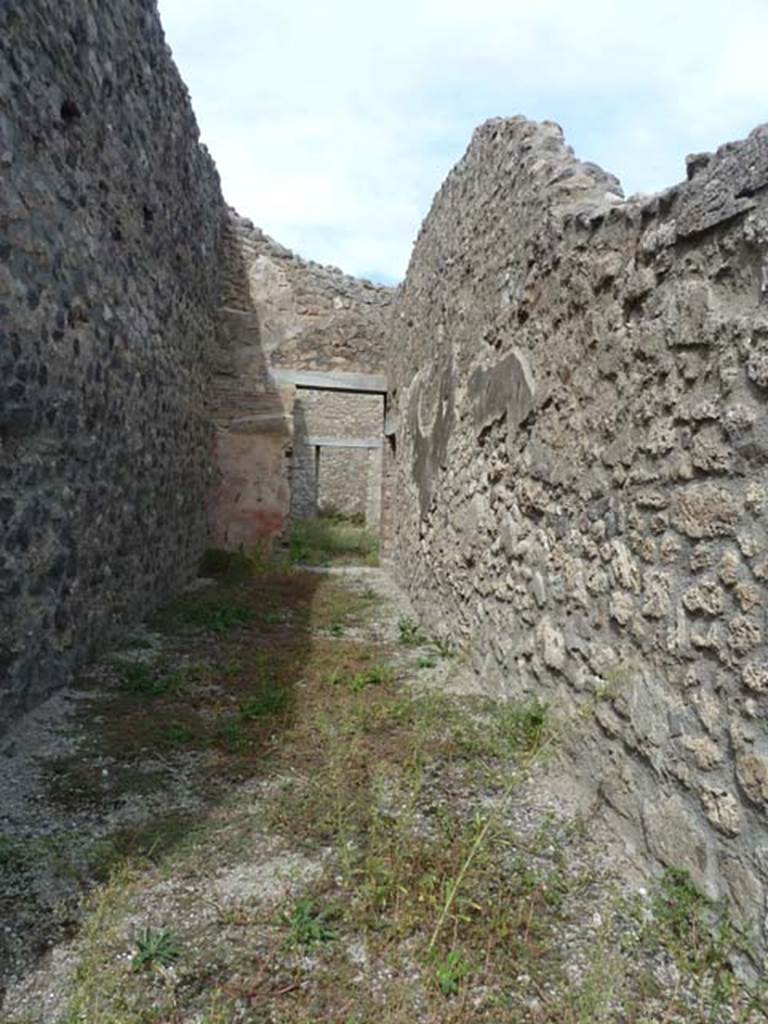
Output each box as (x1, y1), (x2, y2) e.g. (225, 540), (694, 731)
(469, 347), (536, 435)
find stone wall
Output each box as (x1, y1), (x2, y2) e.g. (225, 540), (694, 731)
(209, 213), (393, 548)
(0, 0), (227, 721)
(289, 389), (384, 523)
(389, 117), (768, 957)
(223, 215), (392, 373)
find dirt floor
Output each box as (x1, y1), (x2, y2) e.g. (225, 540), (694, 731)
(1, 559), (766, 1023)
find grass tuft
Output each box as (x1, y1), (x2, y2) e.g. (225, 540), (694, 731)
(118, 660), (187, 697)
(434, 949), (472, 997)
(132, 926), (180, 970)
(165, 591), (255, 634)
(398, 616), (427, 646)
(284, 897), (337, 946)
(328, 662), (395, 693)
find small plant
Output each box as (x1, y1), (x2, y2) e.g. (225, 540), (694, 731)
(160, 720), (198, 746)
(593, 679), (619, 702)
(284, 898), (336, 946)
(240, 687), (290, 719)
(417, 655), (437, 669)
(87, 815), (196, 878)
(596, 659), (638, 700)
(221, 659), (243, 679)
(119, 660), (184, 697)
(204, 602), (254, 634)
(349, 663), (394, 693)
(170, 592), (255, 635)
(329, 621), (345, 637)
(217, 717), (249, 752)
(326, 664), (394, 692)
(647, 867), (741, 989)
(214, 688), (292, 751)
(498, 698), (550, 759)
(435, 950), (471, 996)
(431, 635), (456, 659)
(652, 867), (705, 943)
(133, 927), (180, 970)
(398, 617), (426, 646)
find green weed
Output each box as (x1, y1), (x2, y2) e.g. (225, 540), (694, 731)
(596, 659), (639, 700)
(284, 898), (336, 946)
(398, 616), (426, 646)
(431, 634), (457, 659)
(497, 698), (550, 760)
(86, 816), (199, 879)
(647, 867), (739, 986)
(240, 687), (291, 719)
(132, 926), (180, 970)
(118, 660), (185, 697)
(216, 717), (250, 753)
(653, 868), (707, 943)
(159, 720), (200, 747)
(168, 592), (255, 634)
(221, 659), (243, 679)
(434, 949), (471, 996)
(329, 663), (395, 692)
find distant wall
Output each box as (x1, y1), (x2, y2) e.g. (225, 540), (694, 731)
(224, 215), (393, 373)
(0, 0), (227, 720)
(290, 390), (384, 523)
(389, 117), (768, 955)
(209, 213), (393, 548)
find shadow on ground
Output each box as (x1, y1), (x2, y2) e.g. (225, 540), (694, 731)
(0, 551), (383, 1010)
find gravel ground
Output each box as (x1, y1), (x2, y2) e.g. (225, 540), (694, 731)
(1, 567), (764, 1023)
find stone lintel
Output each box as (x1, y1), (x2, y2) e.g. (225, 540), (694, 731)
(305, 436), (383, 449)
(272, 368), (388, 393)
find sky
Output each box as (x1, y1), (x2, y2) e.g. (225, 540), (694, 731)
(158, 0), (768, 284)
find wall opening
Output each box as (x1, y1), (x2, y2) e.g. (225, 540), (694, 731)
(290, 387), (384, 529)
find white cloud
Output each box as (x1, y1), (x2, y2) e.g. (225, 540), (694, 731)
(158, 0), (768, 281)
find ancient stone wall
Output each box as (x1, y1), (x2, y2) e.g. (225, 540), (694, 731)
(289, 389), (384, 523)
(209, 213), (392, 548)
(223, 214), (392, 373)
(0, 0), (227, 721)
(389, 117), (768, 956)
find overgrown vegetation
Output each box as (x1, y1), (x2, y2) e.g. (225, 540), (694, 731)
(117, 659), (193, 697)
(328, 662), (395, 692)
(289, 512), (379, 566)
(647, 868), (744, 993)
(199, 543), (277, 579)
(5, 562), (766, 1024)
